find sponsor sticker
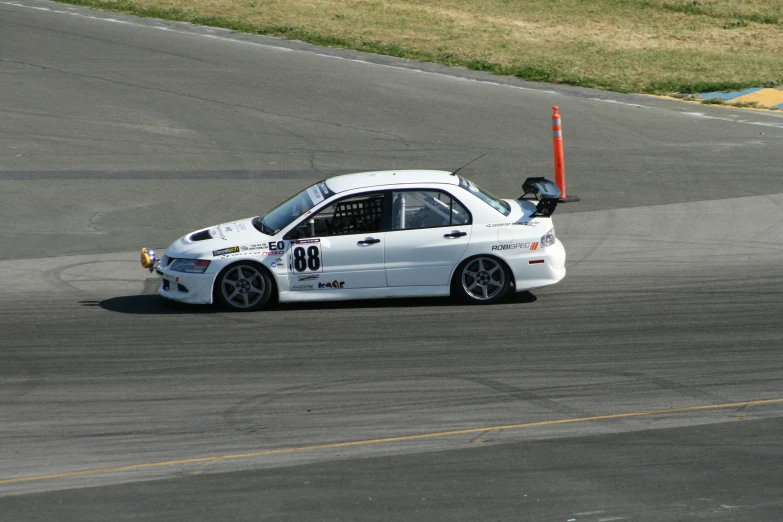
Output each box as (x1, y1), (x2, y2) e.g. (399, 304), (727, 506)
(486, 220), (540, 228)
(213, 246), (240, 256)
(290, 285), (313, 291)
(298, 274), (320, 281)
(317, 181), (332, 199)
(307, 185), (325, 205)
(318, 280), (345, 289)
(240, 243), (286, 253)
(295, 238), (321, 244)
(241, 244), (266, 251)
(209, 227), (225, 239)
(491, 242), (534, 251)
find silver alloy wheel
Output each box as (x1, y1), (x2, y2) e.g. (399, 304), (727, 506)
(220, 265), (266, 309)
(461, 257), (505, 301)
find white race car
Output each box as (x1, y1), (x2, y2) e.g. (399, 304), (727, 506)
(141, 170), (566, 310)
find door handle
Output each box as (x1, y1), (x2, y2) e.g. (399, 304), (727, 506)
(357, 238), (381, 245)
(443, 231), (467, 239)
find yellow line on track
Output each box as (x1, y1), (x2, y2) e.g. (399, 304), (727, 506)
(731, 88), (783, 108)
(2, 397), (782, 486)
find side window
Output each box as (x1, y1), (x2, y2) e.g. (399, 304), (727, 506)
(288, 192), (386, 238)
(392, 190), (471, 230)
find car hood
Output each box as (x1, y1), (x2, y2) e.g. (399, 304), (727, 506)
(165, 218), (272, 258)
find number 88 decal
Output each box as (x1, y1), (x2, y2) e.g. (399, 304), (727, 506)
(293, 244), (322, 272)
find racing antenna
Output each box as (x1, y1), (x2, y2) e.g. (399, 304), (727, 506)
(450, 154), (486, 176)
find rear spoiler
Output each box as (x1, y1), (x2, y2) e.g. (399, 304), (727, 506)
(519, 177), (561, 217)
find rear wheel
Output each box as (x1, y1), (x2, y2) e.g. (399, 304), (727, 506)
(215, 263), (273, 311)
(454, 256), (510, 304)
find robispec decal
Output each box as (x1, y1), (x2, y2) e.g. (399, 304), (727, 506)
(295, 238), (320, 244)
(318, 280), (345, 289)
(491, 241), (539, 251)
(298, 274), (320, 281)
(213, 246), (240, 256)
(290, 285), (313, 290)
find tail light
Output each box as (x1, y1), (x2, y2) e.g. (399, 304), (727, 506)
(541, 228), (556, 247)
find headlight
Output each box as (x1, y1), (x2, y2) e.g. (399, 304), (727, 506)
(541, 228), (556, 247)
(168, 258), (210, 273)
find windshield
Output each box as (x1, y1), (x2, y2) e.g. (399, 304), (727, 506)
(259, 181), (334, 235)
(458, 176), (511, 216)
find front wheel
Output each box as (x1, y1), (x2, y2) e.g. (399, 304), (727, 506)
(454, 256), (510, 304)
(215, 263), (273, 311)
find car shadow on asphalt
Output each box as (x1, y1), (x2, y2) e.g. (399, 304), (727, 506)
(91, 291), (537, 315)
(85, 295), (220, 315)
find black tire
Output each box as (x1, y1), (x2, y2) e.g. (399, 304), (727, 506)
(453, 256), (510, 304)
(214, 262), (273, 311)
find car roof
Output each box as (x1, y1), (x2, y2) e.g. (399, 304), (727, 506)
(324, 170), (459, 193)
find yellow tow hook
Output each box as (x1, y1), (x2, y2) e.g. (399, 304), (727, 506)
(140, 247), (159, 272)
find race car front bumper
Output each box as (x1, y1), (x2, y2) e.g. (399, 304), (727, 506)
(155, 265), (215, 304)
(141, 249), (215, 304)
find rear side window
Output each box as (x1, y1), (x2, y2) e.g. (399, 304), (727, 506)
(458, 177), (511, 216)
(391, 190), (471, 230)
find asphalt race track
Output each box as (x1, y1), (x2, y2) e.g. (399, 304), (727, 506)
(2, 1), (783, 520)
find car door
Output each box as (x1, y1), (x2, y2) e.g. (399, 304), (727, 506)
(384, 189), (472, 287)
(285, 192), (388, 291)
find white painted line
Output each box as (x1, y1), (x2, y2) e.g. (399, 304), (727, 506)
(5, 2), (49, 10)
(589, 98), (653, 109)
(682, 112), (783, 129)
